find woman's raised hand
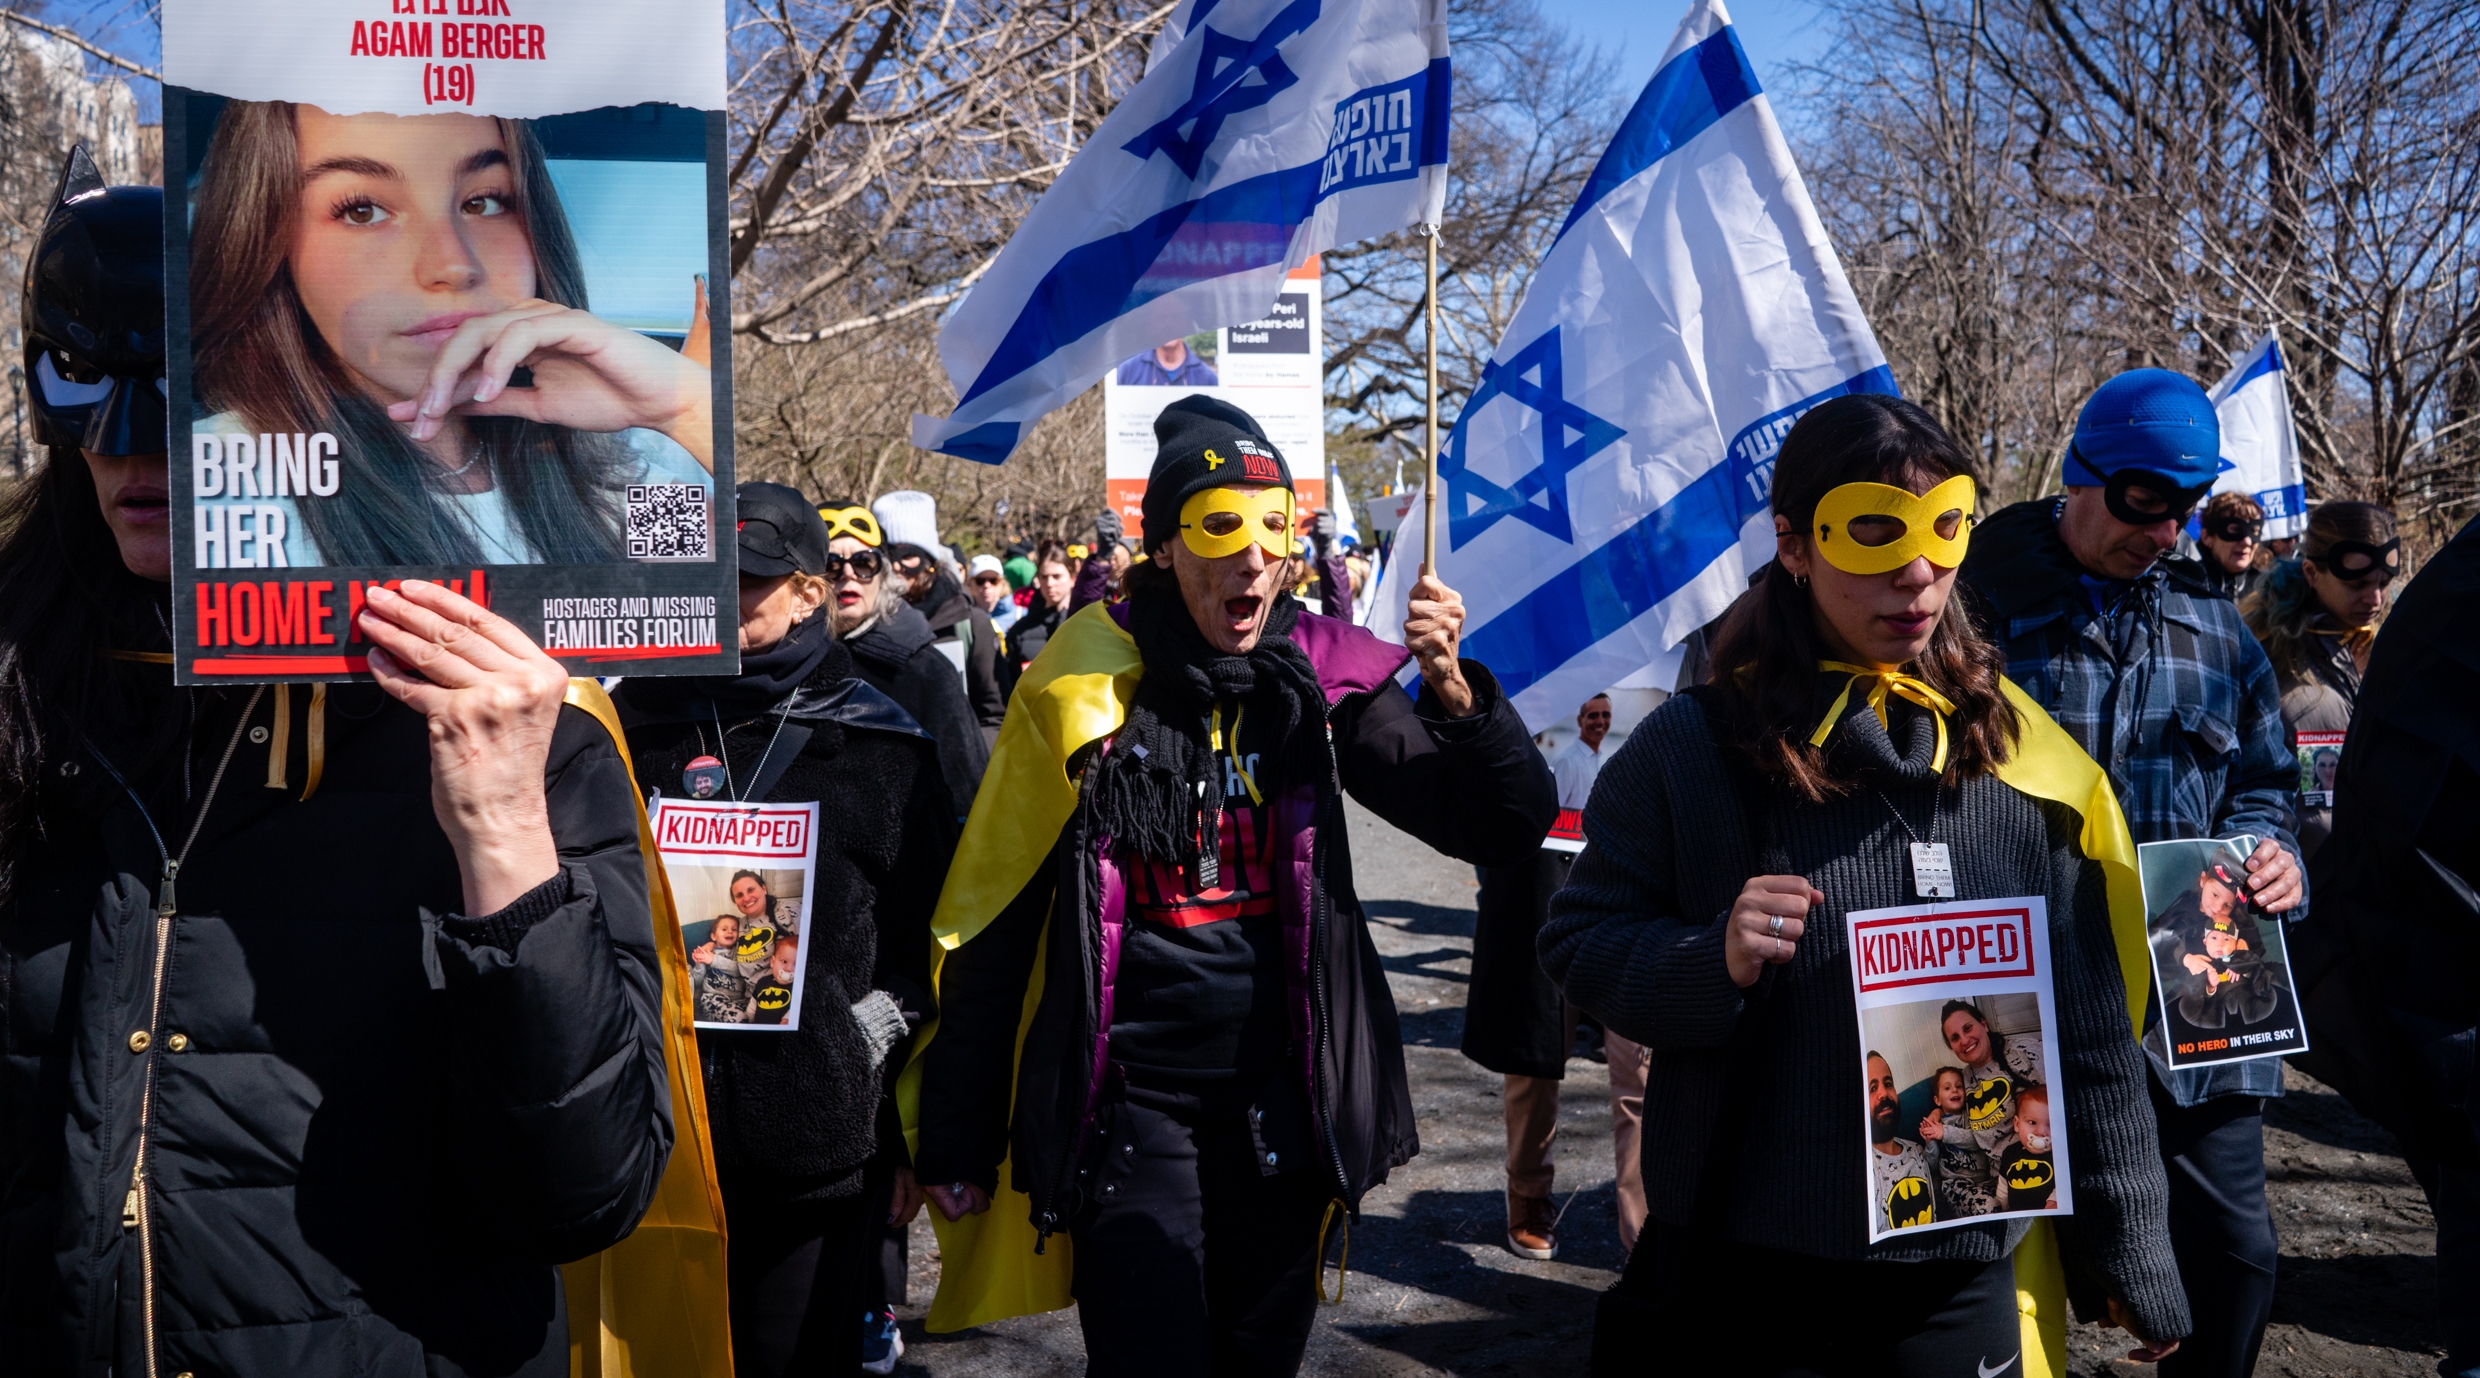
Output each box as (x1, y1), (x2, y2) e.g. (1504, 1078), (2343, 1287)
(358, 579), (569, 918)
(1725, 875), (1824, 988)
(387, 299), (715, 470)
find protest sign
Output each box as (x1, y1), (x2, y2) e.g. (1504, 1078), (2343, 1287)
(2294, 731), (2346, 810)
(1104, 259), (1327, 543)
(652, 798), (816, 1031)
(1847, 897), (2072, 1241)
(2138, 836), (2310, 1069)
(161, 0), (734, 683)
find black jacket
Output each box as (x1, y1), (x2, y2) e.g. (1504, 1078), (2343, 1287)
(615, 639), (955, 1202)
(913, 574), (1006, 747)
(2293, 514), (2480, 1167)
(1007, 599), (1067, 677)
(1, 681), (670, 1377)
(848, 602), (989, 821)
(1463, 850), (1575, 1080)
(915, 617), (1556, 1237)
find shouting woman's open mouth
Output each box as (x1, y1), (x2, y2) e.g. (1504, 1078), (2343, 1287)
(1220, 593), (1262, 632)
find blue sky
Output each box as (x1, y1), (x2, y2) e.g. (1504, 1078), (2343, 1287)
(1532, 0), (1833, 91)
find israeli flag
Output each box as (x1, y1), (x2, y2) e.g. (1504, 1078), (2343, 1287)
(912, 0), (1449, 464)
(2206, 331), (2306, 539)
(1375, 0), (1892, 729)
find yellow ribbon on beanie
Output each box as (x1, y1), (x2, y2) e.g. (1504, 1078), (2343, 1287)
(1809, 661), (1960, 773)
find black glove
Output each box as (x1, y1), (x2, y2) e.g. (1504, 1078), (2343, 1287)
(1094, 508), (1124, 548)
(1311, 509), (1337, 556)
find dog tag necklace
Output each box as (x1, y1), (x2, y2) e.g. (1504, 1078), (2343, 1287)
(1875, 786), (1955, 899)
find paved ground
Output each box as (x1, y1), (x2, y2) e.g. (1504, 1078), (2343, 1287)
(889, 798), (2446, 1376)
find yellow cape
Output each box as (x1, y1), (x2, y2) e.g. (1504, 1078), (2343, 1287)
(558, 681), (735, 1378)
(1988, 677), (2151, 1378)
(896, 603), (1142, 1332)
(894, 632), (2150, 1365)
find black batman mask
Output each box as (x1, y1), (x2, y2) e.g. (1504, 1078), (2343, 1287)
(22, 146), (165, 456)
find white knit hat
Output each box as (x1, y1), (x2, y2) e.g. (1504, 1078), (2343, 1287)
(871, 490), (953, 565)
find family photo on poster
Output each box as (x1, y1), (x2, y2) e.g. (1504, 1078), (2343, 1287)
(1848, 898), (2073, 1242)
(651, 798), (818, 1030)
(2139, 836), (2310, 1068)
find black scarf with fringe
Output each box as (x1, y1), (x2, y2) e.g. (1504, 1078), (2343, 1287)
(1089, 583), (1328, 880)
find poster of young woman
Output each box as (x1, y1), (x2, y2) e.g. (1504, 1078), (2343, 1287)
(1846, 896), (2074, 1242)
(160, 0), (735, 683)
(650, 798), (816, 1031)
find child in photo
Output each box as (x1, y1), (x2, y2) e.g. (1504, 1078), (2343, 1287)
(2173, 900), (2282, 1029)
(749, 938), (797, 1026)
(1918, 1065), (1995, 1219)
(1993, 1084), (2058, 1211)
(691, 913), (759, 1024)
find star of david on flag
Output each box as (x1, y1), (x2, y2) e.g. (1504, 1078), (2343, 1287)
(913, 0), (1450, 466)
(1438, 326), (1626, 547)
(1372, 0), (1897, 730)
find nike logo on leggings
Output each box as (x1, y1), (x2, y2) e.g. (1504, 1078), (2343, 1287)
(1977, 1353), (2018, 1378)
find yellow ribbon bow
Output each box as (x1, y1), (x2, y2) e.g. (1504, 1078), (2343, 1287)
(1809, 660), (1960, 773)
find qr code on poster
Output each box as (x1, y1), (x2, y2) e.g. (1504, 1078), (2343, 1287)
(626, 484), (712, 560)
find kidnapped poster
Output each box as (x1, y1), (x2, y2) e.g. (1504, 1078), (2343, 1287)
(161, 0), (735, 682)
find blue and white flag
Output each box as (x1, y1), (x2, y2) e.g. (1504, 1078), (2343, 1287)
(1375, 0), (1892, 729)
(912, 0), (1449, 464)
(2206, 331), (2306, 539)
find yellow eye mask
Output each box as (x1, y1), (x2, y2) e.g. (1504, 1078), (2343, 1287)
(1179, 484), (1295, 560)
(1811, 473), (1976, 574)
(818, 506), (883, 547)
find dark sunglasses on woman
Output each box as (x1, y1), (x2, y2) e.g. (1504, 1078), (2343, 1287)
(823, 550), (885, 581)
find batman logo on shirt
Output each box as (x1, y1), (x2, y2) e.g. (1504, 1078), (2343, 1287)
(1885, 1175), (1935, 1230)
(1967, 1076), (2013, 1130)
(2005, 1155), (2054, 1194)
(754, 984), (791, 1012)
(735, 923), (776, 961)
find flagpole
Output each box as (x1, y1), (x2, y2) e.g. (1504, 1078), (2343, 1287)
(1421, 224), (1440, 575)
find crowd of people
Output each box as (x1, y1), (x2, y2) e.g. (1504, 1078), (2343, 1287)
(4, 149), (2478, 1378)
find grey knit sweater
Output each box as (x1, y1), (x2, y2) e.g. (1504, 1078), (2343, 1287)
(1539, 687), (2189, 1341)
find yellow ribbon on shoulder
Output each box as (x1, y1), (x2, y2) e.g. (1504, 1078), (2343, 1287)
(558, 680), (735, 1378)
(895, 602), (1143, 1333)
(1984, 676), (2151, 1378)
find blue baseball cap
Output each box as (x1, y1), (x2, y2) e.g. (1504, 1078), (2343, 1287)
(2063, 369), (2226, 490)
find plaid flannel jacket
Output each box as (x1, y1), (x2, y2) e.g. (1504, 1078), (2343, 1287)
(1962, 500), (2304, 1105)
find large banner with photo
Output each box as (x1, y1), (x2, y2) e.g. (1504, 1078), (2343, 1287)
(161, 0), (735, 683)
(1103, 259), (1327, 544)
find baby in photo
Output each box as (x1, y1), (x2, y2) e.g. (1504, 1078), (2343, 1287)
(1993, 1084), (2058, 1211)
(749, 938), (798, 1026)
(691, 914), (764, 1023)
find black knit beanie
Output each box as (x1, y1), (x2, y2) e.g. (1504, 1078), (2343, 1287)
(1139, 394), (1292, 551)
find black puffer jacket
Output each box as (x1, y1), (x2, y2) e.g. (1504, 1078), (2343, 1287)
(915, 610), (1556, 1235)
(616, 637), (956, 1202)
(0, 680), (670, 1377)
(848, 601), (989, 821)
(913, 573), (1006, 746)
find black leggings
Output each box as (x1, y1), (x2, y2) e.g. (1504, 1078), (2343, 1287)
(1596, 1220), (2024, 1377)
(723, 1164), (888, 1378)
(1068, 1076), (1336, 1378)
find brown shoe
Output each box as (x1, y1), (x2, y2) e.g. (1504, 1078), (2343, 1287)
(1506, 1194), (1557, 1261)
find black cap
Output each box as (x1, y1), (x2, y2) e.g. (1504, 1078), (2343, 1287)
(22, 146), (165, 456)
(1139, 395), (1291, 551)
(736, 482), (830, 577)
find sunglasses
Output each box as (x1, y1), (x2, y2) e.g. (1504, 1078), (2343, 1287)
(2203, 517), (2262, 542)
(822, 550), (884, 581)
(2309, 538), (2400, 588)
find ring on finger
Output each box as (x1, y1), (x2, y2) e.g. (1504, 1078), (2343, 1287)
(1774, 936), (1787, 960)
(1769, 914), (1785, 938)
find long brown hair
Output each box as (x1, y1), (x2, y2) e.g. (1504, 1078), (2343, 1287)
(2240, 500), (2397, 676)
(189, 101), (630, 564)
(1706, 394), (2018, 801)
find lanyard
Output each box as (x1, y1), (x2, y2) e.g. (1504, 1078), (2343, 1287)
(1208, 702), (1263, 806)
